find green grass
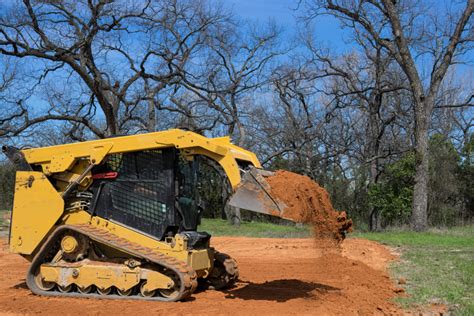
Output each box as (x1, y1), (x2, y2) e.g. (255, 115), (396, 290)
(200, 218), (310, 238)
(354, 226), (474, 315)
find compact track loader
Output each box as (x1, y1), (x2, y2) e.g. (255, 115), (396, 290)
(3, 129), (300, 302)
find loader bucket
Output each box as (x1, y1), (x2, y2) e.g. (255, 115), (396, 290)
(228, 168), (294, 221)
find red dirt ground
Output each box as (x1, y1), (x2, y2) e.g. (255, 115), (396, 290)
(0, 236), (406, 315)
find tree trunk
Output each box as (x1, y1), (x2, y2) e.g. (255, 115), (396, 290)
(411, 102), (430, 231)
(236, 120), (246, 147)
(104, 107), (118, 136)
(369, 159), (382, 231)
(147, 97), (156, 132)
(304, 147), (312, 177)
(232, 207), (242, 226)
(103, 90), (119, 136)
(370, 209), (382, 231)
(367, 95), (382, 231)
(226, 206), (241, 226)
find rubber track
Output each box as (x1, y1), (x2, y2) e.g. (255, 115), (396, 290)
(26, 224), (198, 302)
(209, 252), (239, 289)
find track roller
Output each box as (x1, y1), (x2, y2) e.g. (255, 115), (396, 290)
(208, 252), (239, 290)
(34, 272), (55, 291)
(97, 287), (112, 295)
(77, 285), (93, 294)
(140, 282), (156, 297)
(117, 288), (133, 296)
(58, 285), (73, 293)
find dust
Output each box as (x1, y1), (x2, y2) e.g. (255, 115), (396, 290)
(265, 170), (353, 249)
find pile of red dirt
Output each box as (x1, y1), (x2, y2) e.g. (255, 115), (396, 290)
(266, 170), (353, 243)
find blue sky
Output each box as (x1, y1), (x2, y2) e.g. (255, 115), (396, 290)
(1, 1), (472, 114)
(224, 0), (473, 76)
(224, 0), (349, 51)
(225, 0), (298, 25)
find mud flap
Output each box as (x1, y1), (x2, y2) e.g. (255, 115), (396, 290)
(228, 168), (290, 220)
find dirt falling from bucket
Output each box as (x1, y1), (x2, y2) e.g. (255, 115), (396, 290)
(265, 170), (353, 251)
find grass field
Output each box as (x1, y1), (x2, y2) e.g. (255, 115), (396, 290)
(200, 218), (310, 238)
(355, 227), (474, 315)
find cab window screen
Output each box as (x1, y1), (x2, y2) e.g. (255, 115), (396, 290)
(91, 149), (176, 239)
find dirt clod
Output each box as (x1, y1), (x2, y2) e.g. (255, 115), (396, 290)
(265, 170), (353, 243)
(394, 287), (405, 293)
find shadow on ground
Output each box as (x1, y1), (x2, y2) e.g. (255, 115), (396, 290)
(12, 277), (339, 303)
(13, 282), (28, 290)
(224, 279), (340, 302)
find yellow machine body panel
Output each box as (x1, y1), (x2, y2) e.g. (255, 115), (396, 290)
(10, 171), (64, 255)
(62, 211), (213, 276)
(21, 129), (261, 190)
(40, 262), (174, 293)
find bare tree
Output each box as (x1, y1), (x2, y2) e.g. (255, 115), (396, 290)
(303, 0), (474, 230)
(1, 1), (144, 136)
(304, 49), (405, 228)
(263, 63), (323, 175)
(0, 0), (227, 138)
(431, 69), (474, 150)
(180, 21), (284, 146)
(137, 0), (228, 133)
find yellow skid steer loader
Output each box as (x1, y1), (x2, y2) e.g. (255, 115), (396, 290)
(3, 129), (296, 301)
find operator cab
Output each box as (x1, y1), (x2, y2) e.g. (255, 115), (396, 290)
(88, 148), (209, 248)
